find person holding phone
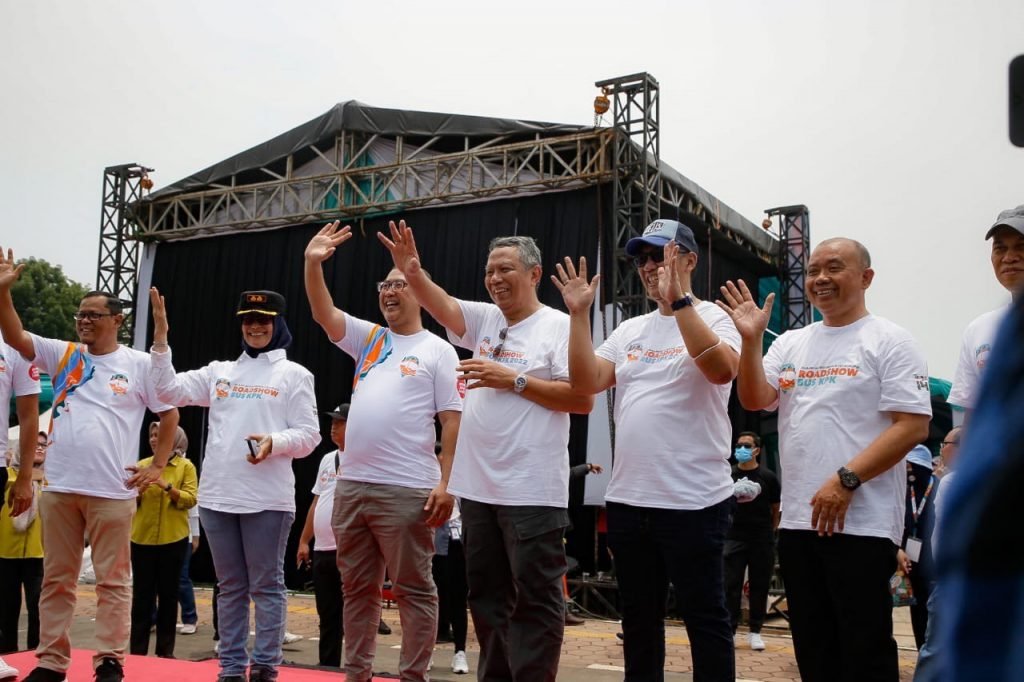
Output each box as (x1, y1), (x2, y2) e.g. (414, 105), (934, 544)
(147, 288), (320, 682)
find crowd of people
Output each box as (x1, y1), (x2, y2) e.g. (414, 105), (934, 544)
(0, 201), (1019, 682)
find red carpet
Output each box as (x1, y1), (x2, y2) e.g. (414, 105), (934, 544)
(1, 649), (397, 680)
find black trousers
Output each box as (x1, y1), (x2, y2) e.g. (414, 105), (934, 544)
(312, 549), (344, 667)
(129, 538), (188, 657)
(461, 499), (568, 682)
(778, 530), (899, 682)
(608, 499), (735, 682)
(433, 538), (468, 651)
(723, 535), (775, 633)
(0, 557), (43, 653)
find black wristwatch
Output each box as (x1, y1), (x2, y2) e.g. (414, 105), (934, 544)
(670, 293), (694, 311)
(164, 482), (173, 493)
(837, 466), (862, 491)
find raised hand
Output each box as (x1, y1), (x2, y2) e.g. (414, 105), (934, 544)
(149, 287), (169, 345)
(551, 256), (600, 315)
(657, 242), (683, 302)
(376, 220), (423, 276)
(717, 279), (774, 341)
(305, 221), (352, 263)
(0, 247), (25, 291)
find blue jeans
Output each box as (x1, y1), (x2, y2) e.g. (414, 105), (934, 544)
(607, 498), (735, 682)
(913, 584), (942, 681)
(200, 508), (294, 678)
(178, 540), (198, 626)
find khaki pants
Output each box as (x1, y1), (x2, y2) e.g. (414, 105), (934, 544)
(36, 492), (135, 673)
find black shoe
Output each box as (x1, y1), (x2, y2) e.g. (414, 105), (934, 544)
(217, 677), (246, 682)
(377, 620), (392, 635)
(24, 669), (66, 682)
(565, 610), (585, 626)
(248, 666), (278, 682)
(94, 658), (123, 682)
(436, 628), (454, 643)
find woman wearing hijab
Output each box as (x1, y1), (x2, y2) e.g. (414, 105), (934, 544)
(147, 288), (320, 682)
(128, 423), (197, 657)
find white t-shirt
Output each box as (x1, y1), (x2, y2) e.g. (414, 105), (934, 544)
(598, 303), (740, 510)
(446, 301), (572, 507)
(930, 470), (955, 553)
(311, 450), (342, 551)
(0, 335), (41, 456)
(335, 314), (463, 490)
(30, 335), (172, 500)
(948, 305), (1009, 410)
(763, 316), (932, 544)
(150, 348), (320, 513)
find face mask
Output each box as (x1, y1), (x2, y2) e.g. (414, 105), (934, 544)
(734, 446), (754, 463)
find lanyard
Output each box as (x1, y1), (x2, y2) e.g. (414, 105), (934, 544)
(909, 475), (936, 524)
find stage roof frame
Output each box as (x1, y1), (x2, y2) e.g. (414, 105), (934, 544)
(132, 101), (777, 260)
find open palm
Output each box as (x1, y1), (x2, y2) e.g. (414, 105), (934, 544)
(717, 279), (774, 341)
(0, 247), (25, 291)
(305, 221), (352, 263)
(551, 257), (599, 314)
(377, 219), (423, 275)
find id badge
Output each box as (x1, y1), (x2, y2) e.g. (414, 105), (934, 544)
(905, 537), (923, 563)
(450, 526), (461, 542)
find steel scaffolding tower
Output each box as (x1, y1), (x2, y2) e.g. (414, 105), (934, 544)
(595, 73), (661, 321)
(96, 164), (152, 340)
(766, 204), (811, 331)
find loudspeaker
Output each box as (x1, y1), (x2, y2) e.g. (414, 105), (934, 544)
(1011, 55), (1024, 147)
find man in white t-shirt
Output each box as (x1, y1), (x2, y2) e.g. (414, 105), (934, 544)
(719, 238), (931, 682)
(296, 403), (349, 668)
(304, 223), (463, 682)
(948, 205), (1024, 416)
(379, 221), (593, 681)
(0, 249), (179, 682)
(553, 217), (741, 680)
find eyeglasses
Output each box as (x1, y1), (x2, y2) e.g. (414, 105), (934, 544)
(240, 313), (274, 325)
(377, 280), (409, 293)
(632, 252), (665, 268)
(491, 327), (508, 358)
(73, 311), (116, 322)
(941, 440), (959, 447)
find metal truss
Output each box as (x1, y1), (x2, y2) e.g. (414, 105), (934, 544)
(133, 131), (612, 239)
(96, 164), (152, 340)
(766, 204), (811, 331)
(595, 72), (661, 322)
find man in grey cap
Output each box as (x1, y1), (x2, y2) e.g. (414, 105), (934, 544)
(553, 215), (741, 680)
(948, 205), (1024, 417)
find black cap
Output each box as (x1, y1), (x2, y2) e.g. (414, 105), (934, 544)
(236, 290), (286, 316)
(324, 403), (350, 421)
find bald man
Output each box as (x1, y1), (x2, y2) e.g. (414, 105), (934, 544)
(719, 238), (932, 682)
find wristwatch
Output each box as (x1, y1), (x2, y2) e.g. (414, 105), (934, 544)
(513, 373), (529, 394)
(164, 482), (173, 493)
(670, 292), (694, 311)
(837, 466), (862, 491)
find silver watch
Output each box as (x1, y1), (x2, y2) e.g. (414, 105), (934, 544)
(513, 373), (529, 393)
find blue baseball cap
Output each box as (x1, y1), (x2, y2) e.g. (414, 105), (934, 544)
(625, 219), (699, 256)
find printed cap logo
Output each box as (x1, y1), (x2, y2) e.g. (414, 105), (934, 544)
(246, 294), (267, 304)
(643, 220), (665, 236)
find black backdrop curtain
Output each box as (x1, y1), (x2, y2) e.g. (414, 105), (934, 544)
(147, 186), (605, 587)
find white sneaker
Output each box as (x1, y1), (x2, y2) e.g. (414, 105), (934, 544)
(180, 623), (197, 635)
(748, 632), (766, 651)
(282, 631), (304, 644)
(452, 650), (469, 674)
(0, 657), (18, 681)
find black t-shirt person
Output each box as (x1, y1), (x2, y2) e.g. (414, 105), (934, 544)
(729, 465), (781, 541)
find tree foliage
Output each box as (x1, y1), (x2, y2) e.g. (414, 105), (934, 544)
(11, 258), (90, 341)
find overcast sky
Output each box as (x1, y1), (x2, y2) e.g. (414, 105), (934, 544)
(2, 0), (1021, 378)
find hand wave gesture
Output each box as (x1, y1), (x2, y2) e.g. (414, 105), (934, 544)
(551, 257), (600, 315)
(377, 220), (423, 276)
(716, 279), (774, 341)
(305, 221), (352, 263)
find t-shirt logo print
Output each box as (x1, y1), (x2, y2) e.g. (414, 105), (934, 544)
(626, 342), (643, 363)
(778, 363), (797, 393)
(215, 378), (232, 400)
(975, 343), (991, 371)
(400, 355), (420, 377)
(0, 352), (6, 374)
(108, 373), (129, 396)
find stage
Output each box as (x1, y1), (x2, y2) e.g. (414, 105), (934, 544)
(1, 649), (397, 681)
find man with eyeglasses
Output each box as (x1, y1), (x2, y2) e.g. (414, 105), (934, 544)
(553, 217), (741, 680)
(949, 205), (1024, 419)
(304, 222), (462, 682)
(379, 220), (593, 682)
(0, 247), (179, 682)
